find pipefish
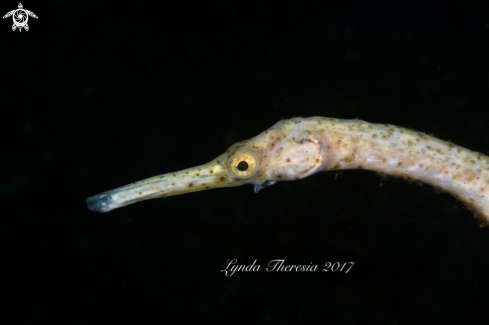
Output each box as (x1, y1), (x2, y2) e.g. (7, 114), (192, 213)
(86, 117), (489, 226)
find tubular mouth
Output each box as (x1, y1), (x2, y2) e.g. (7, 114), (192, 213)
(86, 194), (114, 213)
(86, 160), (240, 213)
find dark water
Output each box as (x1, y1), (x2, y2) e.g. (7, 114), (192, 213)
(2, 0), (489, 323)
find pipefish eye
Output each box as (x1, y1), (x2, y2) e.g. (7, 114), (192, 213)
(237, 161), (248, 171)
(229, 151), (258, 178)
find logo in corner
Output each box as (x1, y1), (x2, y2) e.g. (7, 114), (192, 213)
(3, 3), (37, 32)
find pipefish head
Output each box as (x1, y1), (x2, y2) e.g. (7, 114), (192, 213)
(222, 118), (331, 193)
(86, 118), (330, 212)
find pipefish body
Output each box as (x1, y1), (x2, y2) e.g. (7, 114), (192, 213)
(86, 117), (489, 226)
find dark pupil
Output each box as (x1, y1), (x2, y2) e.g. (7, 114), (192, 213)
(237, 161), (249, 171)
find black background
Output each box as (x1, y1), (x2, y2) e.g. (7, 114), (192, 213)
(2, 0), (489, 323)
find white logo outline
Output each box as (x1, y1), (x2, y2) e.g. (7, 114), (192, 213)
(3, 3), (37, 32)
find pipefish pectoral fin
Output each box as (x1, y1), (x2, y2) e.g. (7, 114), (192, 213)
(253, 180), (277, 193)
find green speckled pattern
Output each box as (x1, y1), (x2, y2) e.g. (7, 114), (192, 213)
(87, 116), (489, 224)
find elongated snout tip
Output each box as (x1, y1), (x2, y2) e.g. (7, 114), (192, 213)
(86, 194), (114, 213)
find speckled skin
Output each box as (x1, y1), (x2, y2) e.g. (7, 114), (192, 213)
(87, 117), (489, 225)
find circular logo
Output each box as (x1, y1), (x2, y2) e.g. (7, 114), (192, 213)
(13, 9), (28, 27)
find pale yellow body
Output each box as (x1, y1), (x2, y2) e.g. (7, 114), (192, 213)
(87, 117), (489, 225)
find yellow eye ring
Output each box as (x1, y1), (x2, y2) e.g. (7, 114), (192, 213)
(229, 151), (258, 178)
